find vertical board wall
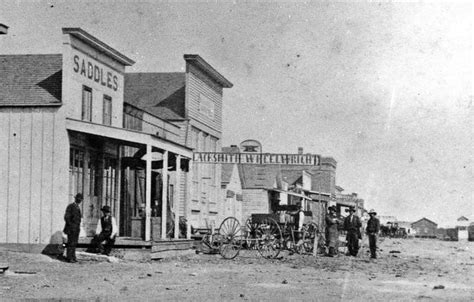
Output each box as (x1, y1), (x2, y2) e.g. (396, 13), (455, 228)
(0, 107), (69, 244)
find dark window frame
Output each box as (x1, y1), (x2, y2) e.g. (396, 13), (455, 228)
(81, 85), (92, 122)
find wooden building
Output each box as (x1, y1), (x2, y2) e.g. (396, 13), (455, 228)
(411, 217), (438, 238)
(221, 163), (243, 224)
(0, 28), (195, 251)
(125, 55), (233, 231)
(220, 143), (336, 230)
(455, 216), (469, 241)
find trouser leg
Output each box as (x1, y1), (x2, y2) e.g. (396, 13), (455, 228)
(369, 235), (377, 258)
(66, 230), (79, 261)
(103, 235), (115, 255)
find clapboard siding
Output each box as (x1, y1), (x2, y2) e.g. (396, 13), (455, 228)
(0, 109), (9, 242)
(241, 189), (269, 223)
(186, 65), (223, 133)
(0, 107), (68, 244)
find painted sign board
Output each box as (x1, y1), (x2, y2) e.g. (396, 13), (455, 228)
(193, 152), (320, 166)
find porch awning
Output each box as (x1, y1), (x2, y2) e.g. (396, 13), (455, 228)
(303, 189), (331, 197)
(267, 188), (313, 200)
(66, 118), (193, 158)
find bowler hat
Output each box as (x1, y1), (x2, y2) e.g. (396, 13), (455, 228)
(101, 205), (111, 213)
(368, 209), (377, 215)
(74, 193), (83, 201)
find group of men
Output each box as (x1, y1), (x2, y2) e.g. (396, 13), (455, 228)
(325, 205), (380, 259)
(63, 193), (117, 263)
(63, 193), (381, 263)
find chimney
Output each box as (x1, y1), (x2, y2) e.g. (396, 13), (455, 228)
(0, 24), (8, 35)
(298, 147), (303, 154)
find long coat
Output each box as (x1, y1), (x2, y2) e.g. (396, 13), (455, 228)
(63, 202), (82, 235)
(325, 214), (339, 248)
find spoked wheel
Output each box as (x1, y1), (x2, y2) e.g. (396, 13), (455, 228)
(301, 222), (319, 254)
(218, 217), (242, 259)
(256, 218), (282, 259)
(244, 217), (260, 250)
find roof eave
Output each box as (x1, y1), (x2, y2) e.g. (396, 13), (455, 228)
(184, 54), (233, 88)
(0, 103), (62, 107)
(63, 28), (135, 66)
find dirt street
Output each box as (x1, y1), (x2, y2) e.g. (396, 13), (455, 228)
(0, 238), (473, 301)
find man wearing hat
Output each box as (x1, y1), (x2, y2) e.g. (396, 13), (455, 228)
(63, 193), (83, 263)
(325, 206), (340, 257)
(343, 206), (362, 257)
(366, 209), (381, 259)
(90, 205), (117, 256)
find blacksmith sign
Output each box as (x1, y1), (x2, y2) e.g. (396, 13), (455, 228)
(193, 152), (321, 166)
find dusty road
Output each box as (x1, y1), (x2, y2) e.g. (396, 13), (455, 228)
(0, 238), (473, 301)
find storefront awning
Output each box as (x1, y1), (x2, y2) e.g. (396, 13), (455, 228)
(66, 118), (193, 158)
(267, 188), (313, 200)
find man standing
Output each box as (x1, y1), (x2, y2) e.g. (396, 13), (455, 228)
(325, 206), (339, 257)
(90, 205), (117, 256)
(63, 193), (83, 263)
(343, 206), (362, 257)
(366, 209), (380, 259)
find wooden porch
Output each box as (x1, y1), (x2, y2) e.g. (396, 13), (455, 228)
(78, 237), (197, 259)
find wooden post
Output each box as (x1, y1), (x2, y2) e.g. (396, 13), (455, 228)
(174, 155), (181, 239)
(115, 145), (122, 235)
(145, 144), (152, 241)
(161, 151), (169, 239)
(186, 159), (193, 239)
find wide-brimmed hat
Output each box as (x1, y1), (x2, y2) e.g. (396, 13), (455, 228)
(101, 205), (111, 213)
(345, 206), (356, 213)
(328, 206), (337, 212)
(368, 209), (377, 215)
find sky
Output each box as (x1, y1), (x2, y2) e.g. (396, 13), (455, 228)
(1, 1), (472, 227)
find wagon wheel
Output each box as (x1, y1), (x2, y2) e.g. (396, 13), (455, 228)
(300, 222), (319, 254)
(218, 217), (242, 259)
(244, 217), (260, 250)
(257, 218), (282, 259)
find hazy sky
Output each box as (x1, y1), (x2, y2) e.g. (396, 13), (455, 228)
(1, 1), (472, 227)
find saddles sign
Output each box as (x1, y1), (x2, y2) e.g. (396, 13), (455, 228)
(193, 152), (320, 166)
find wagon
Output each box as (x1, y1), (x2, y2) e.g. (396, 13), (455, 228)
(201, 212), (320, 260)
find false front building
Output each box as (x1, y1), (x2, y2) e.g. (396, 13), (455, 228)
(0, 28), (211, 251)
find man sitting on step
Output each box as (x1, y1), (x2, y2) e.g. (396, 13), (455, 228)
(90, 205), (117, 256)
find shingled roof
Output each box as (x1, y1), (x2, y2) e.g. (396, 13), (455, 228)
(0, 55), (62, 106)
(238, 164), (282, 189)
(221, 164), (235, 185)
(125, 73), (186, 120)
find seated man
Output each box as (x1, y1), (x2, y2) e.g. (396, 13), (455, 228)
(90, 205), (117, 256)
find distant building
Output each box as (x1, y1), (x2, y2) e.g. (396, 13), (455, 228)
(220, 143), (336, 231)
(456, 216), (469, 241)
(333, 186), (365, 217)
(411, 217), (438, 238)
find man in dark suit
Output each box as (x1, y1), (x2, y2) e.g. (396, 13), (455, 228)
(366, 209), (381, 259)
(63, 193), (83, 263)
(343, 206), (362, 257)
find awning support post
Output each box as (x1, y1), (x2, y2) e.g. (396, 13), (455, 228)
(174, 155), (181, 239)
(145, 144), (152, 241)
(161, 150), (169, 239)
